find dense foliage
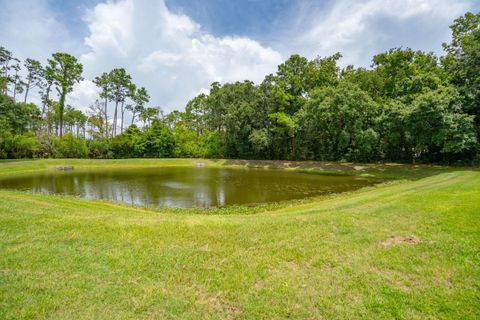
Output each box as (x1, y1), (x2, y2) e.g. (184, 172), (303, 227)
(0, 12), (479, 163)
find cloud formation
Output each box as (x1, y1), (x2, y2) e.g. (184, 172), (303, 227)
(1, 0), (479, 113)
(78, 0), (283, 111)
(278, 0), (474, 66)
(0, 0), (80, 62)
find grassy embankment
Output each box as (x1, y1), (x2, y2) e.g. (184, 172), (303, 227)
(0, 159), (479, 319)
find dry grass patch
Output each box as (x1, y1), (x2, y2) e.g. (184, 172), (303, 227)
(380, 235), (420, 246)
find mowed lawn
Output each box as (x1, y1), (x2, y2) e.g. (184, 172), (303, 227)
(0, 160), (479, 319)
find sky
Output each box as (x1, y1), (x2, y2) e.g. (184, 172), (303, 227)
(1, 0), (479, 114)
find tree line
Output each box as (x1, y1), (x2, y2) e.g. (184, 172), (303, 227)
(0, 11), (479, 163)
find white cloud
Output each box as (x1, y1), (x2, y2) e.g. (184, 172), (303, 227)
(277, 0), (475, 66)
(80, 0), (283, 111)
(196, 87), (210, 96)
(0, 0), (80, 62)
(1, 0), (478, 115)
(69, 80), (100, 112)
(0, 0), (282, 114)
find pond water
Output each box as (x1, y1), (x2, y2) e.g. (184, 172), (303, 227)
(0, 167), (381, 208)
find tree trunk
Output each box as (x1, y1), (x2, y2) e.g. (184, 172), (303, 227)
(131, 110), (136, 126)
(24, 79), (31, 103)
(59, 86), (66, 137)
(41, 84), (51, 119)
(120, 101), (125, 134)
(104, 97), (108, 139)
(113, 100), (119, 137)
(12, 74), (18, 102)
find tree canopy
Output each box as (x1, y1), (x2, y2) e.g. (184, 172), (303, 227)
(0, 11), (479, 164)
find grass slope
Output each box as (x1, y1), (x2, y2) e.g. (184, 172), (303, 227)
(0, 160), (479, 319)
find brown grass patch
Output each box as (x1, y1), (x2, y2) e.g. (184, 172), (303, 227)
(253, 279), (265, 290)
(380, 235), (420, 246)
(195, 285), (242, 318)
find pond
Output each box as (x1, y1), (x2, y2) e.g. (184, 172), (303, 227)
(0, 167), (381, 208)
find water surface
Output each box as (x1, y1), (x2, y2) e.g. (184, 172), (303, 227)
(0, 167), (380, 208)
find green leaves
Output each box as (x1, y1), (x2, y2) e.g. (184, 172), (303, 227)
(47, 52), (83, 136)
(407, 87), (477, 160)
(442, 11), (480, 142)
(1, 10), (480, 163)
(108, 68), (132, 102)
(248, 128), (269, 154)
(297, 82), (380, 161)
(0, 94), (40, 134)
(53, 132), (88, 158)
(137, 121), (175, 158)
(268, 112), (295, 137)
(47, 53), (83, 91)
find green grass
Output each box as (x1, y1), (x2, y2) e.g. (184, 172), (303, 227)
(0, 159), (479, 319)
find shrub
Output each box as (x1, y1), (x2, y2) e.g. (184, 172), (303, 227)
(0, 131), (38, 158)
(53, 133), (88, 158)
(136, 121), (174, 158)
(36, 134), (55, 158)
(109, 134), (136, 158)
(0, 129), (12, 159)
(8, 133), (38, 158)
(87, 139), (110, 159)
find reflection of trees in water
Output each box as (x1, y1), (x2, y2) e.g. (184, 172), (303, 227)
(0, 168), (379, 207)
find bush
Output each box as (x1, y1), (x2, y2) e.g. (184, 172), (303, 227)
(203, 131), (224, 158)
(36, 134), (55, 158)
(53, 133), (88, 158)
(109, 125), (141, 158)
(136, 121), (174, 158)
(0, 131), (38, 158)
(109, 134), (136, 158)
(87, 139), (110, 159)
(173, 126), (203, 158)
(0, 130), (12, 159)
(8, 133), (38, 158)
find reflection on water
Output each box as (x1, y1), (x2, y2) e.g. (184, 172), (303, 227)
(0, 167), (381, 208)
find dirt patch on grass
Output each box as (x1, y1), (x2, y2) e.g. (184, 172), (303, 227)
(195, 285), (242, 317)
(253, 279), (265, 290)
(380, 235), (420, 246)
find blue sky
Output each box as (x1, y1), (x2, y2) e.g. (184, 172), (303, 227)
(165, 0), (297, 39)
(1, 0), (479, 112)
(49, 0), (301, 41)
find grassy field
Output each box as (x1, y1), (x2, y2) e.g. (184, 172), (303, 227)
(0, 159), (479, 319)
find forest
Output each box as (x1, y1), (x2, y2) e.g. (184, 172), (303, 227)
(1, 11), (479, 163)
